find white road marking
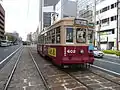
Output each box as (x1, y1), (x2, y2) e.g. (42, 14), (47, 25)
(23, 86), (27, 90)
(92, 65), (120, 76)
(23, 79), (27, 83)
(3, 49), (8, 51)
(0, 46), (22, 65)
(28, 82), (32, 86)
(95, 58), (120, 66)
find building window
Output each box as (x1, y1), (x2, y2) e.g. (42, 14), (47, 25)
(115, 3), (117, 7)
(96, 21), (99, 25)
(111, 16), (117, 21)
(102, 18), (109, 24)
(102, 7), (108, 12)
(111, 4), (114, 9)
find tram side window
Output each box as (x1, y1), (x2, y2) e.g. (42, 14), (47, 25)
(52, 36), (55, 43)
(38, 36), (41, 43)
(66, 28), (73, 43)
(76, 28), (86, 43)
(56, 27), (60, 43)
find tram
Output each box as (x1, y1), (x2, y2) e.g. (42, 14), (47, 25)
(37, 17), (95, 67)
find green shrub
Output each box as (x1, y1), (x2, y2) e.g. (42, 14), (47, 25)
(116, 51), (120, 56)
(102, 50), (117, 54)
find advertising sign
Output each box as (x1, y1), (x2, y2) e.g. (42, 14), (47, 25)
(74, 19), (87, 26)
(48, 48), (56, 57)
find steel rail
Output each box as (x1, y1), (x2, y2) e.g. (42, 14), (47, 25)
(62, 69), (93, 90)
(89, 67), (120, 86)
(3, 47), (23, 90)
(29, 49), (50, 90)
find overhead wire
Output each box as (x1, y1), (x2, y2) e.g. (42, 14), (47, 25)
(27, 0), (30, 18)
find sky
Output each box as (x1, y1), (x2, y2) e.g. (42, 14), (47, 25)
(2, 0), (39, 41)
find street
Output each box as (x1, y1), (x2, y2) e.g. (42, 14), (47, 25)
(0, 45), (21, 62)
(94, 55), (120, 74)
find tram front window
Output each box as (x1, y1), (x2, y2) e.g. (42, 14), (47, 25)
(76, 28), (86, 43)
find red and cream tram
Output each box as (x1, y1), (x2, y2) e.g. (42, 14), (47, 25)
(37, 17), (95, 66)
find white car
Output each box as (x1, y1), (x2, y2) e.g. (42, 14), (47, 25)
(93, 48), (104, 58)
(0, 40), (8, 47)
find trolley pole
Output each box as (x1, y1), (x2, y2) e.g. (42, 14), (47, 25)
(117, 0), (119, 50)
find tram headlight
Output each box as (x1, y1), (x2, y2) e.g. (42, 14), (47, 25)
(80, 49), (84, 54)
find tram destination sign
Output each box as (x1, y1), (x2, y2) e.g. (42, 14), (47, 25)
(74, 19), (88, 26)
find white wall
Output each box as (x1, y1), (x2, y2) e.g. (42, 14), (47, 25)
(55, 0), (76, 22)
(96, 0), (117, 47)
(63, 0), (76, 17)
(55, 0), (62, 21)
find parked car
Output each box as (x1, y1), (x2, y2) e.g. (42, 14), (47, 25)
(93, 47), (104, 58)
(0, 40), (8, 47)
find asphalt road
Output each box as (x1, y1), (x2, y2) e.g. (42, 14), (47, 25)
(0, 45), (20, 62)
(94, 55), (120, 74)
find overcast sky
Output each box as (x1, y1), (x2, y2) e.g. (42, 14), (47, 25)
(2, 0), (39, 41)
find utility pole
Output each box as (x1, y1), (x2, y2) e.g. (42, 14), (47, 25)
(117, 0), (119, 50)
(98, 19), (101, 50)
(94, 0), (96, 46)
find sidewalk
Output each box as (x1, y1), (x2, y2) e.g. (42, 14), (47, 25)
(7, 47), (45, 90)
(104, 53), (118, 57)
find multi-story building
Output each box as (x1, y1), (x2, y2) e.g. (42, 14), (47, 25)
(32, 28), (39, 44)
(43, 12), (52, 28)
(27, 32), (32, 42)
(54, 0), (76, 22)
(0, 4), (5, 40)
(76, 0), (95, 22)
(95, 0), (118, 50)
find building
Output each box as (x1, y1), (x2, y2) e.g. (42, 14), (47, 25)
(31, 28), (39, 44)
(27, 32), (32, 42)
(39, 0), (59, 32)
(54, 0), (77, 22)
(95, 0), (118, 50)
(43, 12), (52, 28)
(44, 0), (59, 6)
(0, 4), (5, 40)
(76, 0), (95, 22)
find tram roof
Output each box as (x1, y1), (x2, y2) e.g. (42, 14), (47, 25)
(39, 17), (94, 35)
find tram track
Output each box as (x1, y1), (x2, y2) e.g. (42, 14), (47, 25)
(63, 67), (120, 90)
(29, 49), (50, 90)
(30, 47), (120, 90)
(3, 48), (23, 90)
(2, 47), (48, 90)
(89, 68), (120, 85)
(61, 68), (93, 90)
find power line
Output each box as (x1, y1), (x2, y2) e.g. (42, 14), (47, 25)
(27, 0), (30, 18)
